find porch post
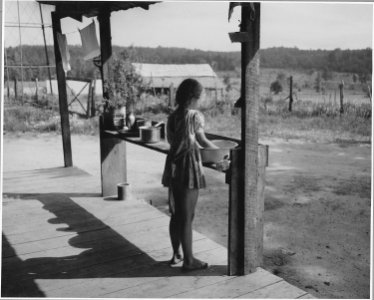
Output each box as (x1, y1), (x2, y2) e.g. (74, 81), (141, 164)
(242, 2), (261, 275)
(51, 11), (72, 167)
(97, 10), (127, 197)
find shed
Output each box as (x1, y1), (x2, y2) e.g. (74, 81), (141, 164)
(132, 63), (225, 101)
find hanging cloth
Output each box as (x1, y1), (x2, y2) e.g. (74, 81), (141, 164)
(56, 32), (71, 73)
(79, 20), (100, 61)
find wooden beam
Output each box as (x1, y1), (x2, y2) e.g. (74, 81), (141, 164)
(97, 10), (112, 101)
(51, 11), (73, 167)
(242, 3), (261, 274)
(100, 117), (127, 197)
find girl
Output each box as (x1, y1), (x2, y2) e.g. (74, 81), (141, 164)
(162, 78), (218, 271)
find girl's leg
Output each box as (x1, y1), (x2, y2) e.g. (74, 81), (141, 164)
(169, 214), (182, 264)
(174, 186), (207, 269)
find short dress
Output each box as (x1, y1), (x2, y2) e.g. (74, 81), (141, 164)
(162, 109), (206, 190)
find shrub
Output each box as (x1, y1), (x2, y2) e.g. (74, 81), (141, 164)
(270, 80), (283, 94)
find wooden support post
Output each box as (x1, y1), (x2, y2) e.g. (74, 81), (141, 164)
(228, 145), (266, 275)
(100, 116), (127, 197)
(288, 76), (293, 112)
(339, 81), (344, 114)
(98, 11), (112, 102)
(228, 147), (244, 275)
(52, 12), (73, 167)
(242, 3), (261, 275)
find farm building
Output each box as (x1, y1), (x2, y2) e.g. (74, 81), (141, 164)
(132, 63), (225, 101)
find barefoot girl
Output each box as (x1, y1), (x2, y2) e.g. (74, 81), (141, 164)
(162, 78), (218, 271)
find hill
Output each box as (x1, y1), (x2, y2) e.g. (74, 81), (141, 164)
(4, 45), (372, 81)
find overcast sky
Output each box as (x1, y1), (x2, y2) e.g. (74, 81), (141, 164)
(4, 1), (374, 51)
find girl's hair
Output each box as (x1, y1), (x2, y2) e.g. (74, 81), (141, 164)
(175, 78), (203, 108)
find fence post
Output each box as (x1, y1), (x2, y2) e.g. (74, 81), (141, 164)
(169, 83), (175, 107)
(91, 79), (96, 116)
(35, 77), (39, 103)
(367, 84), (372, 103)
(288, 76), (293, 112)
(87, 80), (92, 118)
(339, 81), (344, 114)
(14, 77), (18, 101)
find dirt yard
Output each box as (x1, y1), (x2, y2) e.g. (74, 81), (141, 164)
(2, 133), (371, 299)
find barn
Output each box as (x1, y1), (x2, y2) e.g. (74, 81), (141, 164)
(132, 63), (225, 101)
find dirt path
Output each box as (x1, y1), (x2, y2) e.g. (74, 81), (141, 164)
(2, 133), (371, 298)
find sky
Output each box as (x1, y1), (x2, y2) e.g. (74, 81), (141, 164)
(4, 1), (374, 51)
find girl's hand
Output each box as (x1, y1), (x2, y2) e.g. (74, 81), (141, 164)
(216, 157), (230, 172)
(196, 130), (219, 149)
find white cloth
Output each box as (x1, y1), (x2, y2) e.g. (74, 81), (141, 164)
(56, 32), (71, 73)
(79, 20), (100, 61)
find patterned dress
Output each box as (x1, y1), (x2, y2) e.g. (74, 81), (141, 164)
(162, 109), (206, 190)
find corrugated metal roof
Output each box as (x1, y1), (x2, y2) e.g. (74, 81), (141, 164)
(132, 63), (218, 78)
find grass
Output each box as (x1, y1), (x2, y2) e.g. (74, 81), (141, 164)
(3, 91), (371, 144)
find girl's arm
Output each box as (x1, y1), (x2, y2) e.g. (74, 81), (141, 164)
(196, 129), (219, 149)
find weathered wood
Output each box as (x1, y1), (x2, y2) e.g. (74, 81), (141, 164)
(228, 145), (266, 275)
(237, 280), (308, 298)
(100, 117), (127, 197)
(51, 11), (73, 167)
(256, 145), (266, 265)
(242, 3), (261, 274)
(3, 167), (308, 299)
(228, 147), (244, 275)
(97, 10), (112, 101)
(173, 268), (281, 298)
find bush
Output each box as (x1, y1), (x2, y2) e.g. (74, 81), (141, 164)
(270, 80), (283, 94)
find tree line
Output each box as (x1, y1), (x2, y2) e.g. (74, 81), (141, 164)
(4, 45), (372, 81)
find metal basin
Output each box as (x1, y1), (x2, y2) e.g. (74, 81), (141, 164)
(200, 139), (238, 163)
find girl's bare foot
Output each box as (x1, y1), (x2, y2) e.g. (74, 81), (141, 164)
(182, 258), (208, 271)
(169, 253), (183, 265)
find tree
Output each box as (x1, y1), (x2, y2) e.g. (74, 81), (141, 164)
(270, 80), (283, 95)
(104, 50), (148, 112)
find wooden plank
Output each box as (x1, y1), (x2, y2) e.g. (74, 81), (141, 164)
(298, 293), (316, 298)
(256, 145), (267, 266)
(102, 248), (228, 298)
(173, 268), (281, 298)
(3, 215), (168, 255)
(51, 12), (72, 167)
(237, 280), (307, 299)
(3, 213), (169, 257)
(32, 237), (222, 295)
(3, 200), (165, 235)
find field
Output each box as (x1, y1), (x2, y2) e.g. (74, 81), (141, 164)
(2, 68), (372, 298)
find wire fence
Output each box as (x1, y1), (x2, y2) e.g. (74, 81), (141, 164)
(4, 0), (56, 98)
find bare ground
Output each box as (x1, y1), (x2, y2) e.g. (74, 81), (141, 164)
(2, 133), (371, 299)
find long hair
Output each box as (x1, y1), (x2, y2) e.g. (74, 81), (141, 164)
(175, 78), (203, 109)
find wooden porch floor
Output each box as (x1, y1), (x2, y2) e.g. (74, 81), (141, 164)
(2, 167), (314, 298)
